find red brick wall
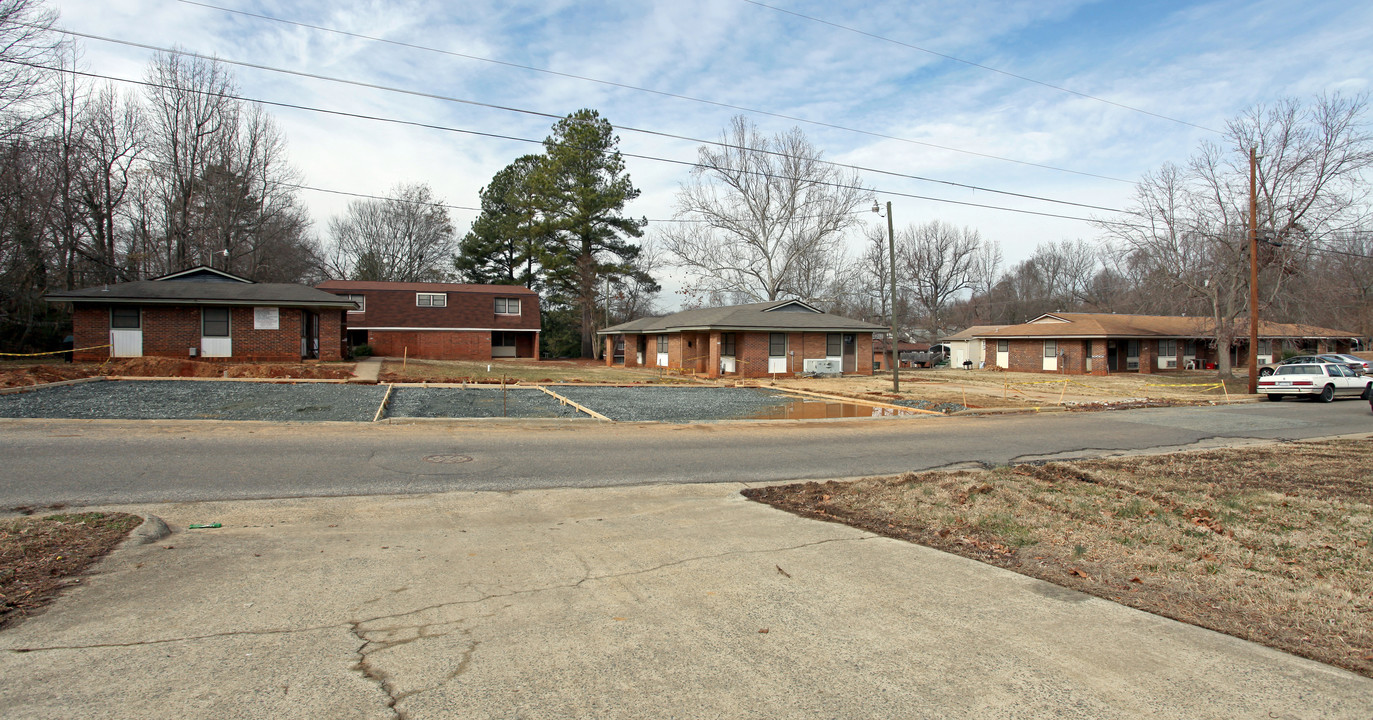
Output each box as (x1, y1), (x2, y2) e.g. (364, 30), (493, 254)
(323, 286), (540, 331)
(368, 329), (490, 360)
(72, 304), (335, 363)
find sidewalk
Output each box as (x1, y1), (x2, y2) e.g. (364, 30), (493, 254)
(1, 483), (1368, 719)
(349, 356), (382, 383)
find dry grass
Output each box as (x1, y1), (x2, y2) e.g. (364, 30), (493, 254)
(774, 367), (1251, 409)
(745, 439), (1373, 676)
(0, 512), (143, 629)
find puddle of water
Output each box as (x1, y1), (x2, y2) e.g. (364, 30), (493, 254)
(749, 399), (917, 420)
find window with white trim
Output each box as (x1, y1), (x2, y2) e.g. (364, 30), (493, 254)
(769, 333), (786, 357)
(657, 335), (668, 353)
(416, 292), (446, 307)
(1159, 339), (1177, 357)
(997, 340), (1008, 352)
(341, 294), (365, 313)
(1043, 340), (1057, 357)
(494, 297), (521, 315)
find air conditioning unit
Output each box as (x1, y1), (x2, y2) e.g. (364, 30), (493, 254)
(1164, 359), (1177, 369)
(803, 358), (842, 374)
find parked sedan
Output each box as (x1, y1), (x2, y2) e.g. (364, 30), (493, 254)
(1322, 353), (1370, 375)
(1258, 354), (1362, 376)
(1257, 362), (1371, 402)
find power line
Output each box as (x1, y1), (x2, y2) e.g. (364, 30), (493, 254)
(39, 28), (1128, 217)
(172, 0), (1136, 185)
(28, 58), (1143, 229)
(738, 0), (1223, 135)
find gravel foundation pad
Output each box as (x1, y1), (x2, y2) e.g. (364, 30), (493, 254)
(550, 386), (802, 422)
(387, 387), (584, 419)
(0, 380), (388, 422)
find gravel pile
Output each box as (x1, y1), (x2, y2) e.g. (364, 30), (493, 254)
(0, 380), (387, 422)
(387, 387), (583, 419)
(551, 386), (797, 422)
(890, 398), (968, 414)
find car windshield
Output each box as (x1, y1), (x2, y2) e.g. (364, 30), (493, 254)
(1274, 365), (1321, 375)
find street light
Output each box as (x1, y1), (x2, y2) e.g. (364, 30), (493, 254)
(871, 201), (899, 393)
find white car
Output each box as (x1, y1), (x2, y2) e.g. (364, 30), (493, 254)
(1257, 362), (1372, 402)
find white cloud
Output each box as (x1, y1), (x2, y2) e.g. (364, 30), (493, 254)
(47, 0), (1373, 306)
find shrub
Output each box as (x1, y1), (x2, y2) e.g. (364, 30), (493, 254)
(352, 344), (373, 358)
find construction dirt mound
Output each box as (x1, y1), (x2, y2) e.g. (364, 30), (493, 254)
(0, 365), (97, 388)
(0, 359), (355, 388)
(104, 357), (353, 380)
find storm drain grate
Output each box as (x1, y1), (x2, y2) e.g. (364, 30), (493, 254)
(423, 454), (474, 464)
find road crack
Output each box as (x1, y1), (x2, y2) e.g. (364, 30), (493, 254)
(7, 623), (344, 653)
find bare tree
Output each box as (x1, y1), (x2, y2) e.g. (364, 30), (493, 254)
(661, 116), (868, 302)
(1101, 94), (1373, 377)
(901, 220), (980, 337)
(324, 183), (454, 282)
(0, 0), (64, 139)
(144, 50), (238, 272)
(76, 83), (145, 283)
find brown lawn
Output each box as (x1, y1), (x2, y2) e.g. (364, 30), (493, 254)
(745, 438), (1373, 677)
(0, 512), (142, 629)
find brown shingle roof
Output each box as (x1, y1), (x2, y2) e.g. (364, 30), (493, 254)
(600, 300), (887, 334)
(974, 313), (1356, 340)
(942, 325), (1008, 341)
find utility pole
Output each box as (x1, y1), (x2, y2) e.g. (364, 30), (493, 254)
(1248, 147), (1260, 395)
(885, 201), (899, 393)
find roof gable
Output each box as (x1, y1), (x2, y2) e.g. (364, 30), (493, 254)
(152, 266), (253, 283)
(762, 299), (821, 313)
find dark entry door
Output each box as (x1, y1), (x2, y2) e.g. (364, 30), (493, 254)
(842, 334), (856, 372)
(1107, 341), (1118, 372)
(301, 310), (318, 359)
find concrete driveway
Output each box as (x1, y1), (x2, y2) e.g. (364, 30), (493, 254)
(1, 483), (1368, 719)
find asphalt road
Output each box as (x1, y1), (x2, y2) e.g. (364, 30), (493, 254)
(3, 397), (1368, 508)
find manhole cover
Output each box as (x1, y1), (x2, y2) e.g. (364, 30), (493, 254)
(423, 454), (474, 464)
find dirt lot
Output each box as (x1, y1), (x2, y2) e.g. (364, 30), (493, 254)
(0, 512), (141, 629)
(0, 358), (352, 388)
(746, 438), (1373, 677)
(379, 357), (696, 385)
(775, 366), (1252, 410)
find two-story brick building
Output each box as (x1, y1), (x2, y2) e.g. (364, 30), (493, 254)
(598, 300), (886, 378)
(317, 280), (540, 360)
(44, 266), (355, 362)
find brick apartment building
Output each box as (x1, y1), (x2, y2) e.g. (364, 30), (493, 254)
(599, 300), (886, 378)
(317, 280), (540, 360)
(44, 266), (355, 362)
(971, 313), (1358, 375)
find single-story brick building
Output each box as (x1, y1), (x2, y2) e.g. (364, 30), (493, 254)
(598, 300), (886, 378)
(969, 313), (1358, 375)
(316, 280), (540, 360)
(44, 266), (355, 362)
(942, 325), (1008, 370)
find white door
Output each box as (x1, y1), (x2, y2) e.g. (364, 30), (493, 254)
(109, 306), (142, 357)
(110, 329), (142, 357)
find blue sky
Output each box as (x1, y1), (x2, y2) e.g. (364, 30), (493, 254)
(52, 0), (1373, 303)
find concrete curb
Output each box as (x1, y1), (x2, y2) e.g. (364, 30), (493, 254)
(121, 514), (170, 548)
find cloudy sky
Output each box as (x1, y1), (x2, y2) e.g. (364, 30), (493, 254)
(50, 0), (1373, 305)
